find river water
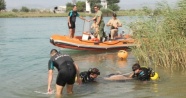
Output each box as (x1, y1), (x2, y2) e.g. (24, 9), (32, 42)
(0, 17), (186, 98)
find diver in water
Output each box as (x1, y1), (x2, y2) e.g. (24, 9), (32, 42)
(104, 63), (154, 81)
(80, 68), (100, 83)
(130, 63), (153, 81)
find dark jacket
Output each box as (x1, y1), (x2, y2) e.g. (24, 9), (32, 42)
(80, 71), (95, 83)
(48, 53), (74, 71)
(132, 67), (152, 81)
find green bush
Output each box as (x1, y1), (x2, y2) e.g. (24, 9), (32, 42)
(20, 6), (30, 12)
(12, 9), (19, 12)
(108, 4), (120, 11)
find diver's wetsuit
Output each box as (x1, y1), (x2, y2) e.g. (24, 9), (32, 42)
(80, 71), (95, 83)
(48, 53), (76, 86)
(132, 67), (151, 81)
(68, 10), (79, 29)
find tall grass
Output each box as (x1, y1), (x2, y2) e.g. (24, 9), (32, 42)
(130, 0), (186, 71)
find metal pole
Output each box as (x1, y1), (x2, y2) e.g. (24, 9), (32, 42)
(82, 20), (85, 33)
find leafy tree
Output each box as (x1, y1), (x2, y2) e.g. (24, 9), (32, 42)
(66, 2), (74, 12)
(107, 0), (120, 4)
(87, 0), (100, 4)
(0, 0), (6, 11)
(107, 0), (120, 11)
(76, 1), (85, 12)
(20, 6), (30, 12)
(12, 8), (19, 12)
(66, 1), (86, 12)
(108, 4), (120, 11)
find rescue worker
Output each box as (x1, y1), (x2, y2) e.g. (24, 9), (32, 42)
(104, 63), (153, 81)
(80, 68), (100, 83)
(47, 49), (81, 97)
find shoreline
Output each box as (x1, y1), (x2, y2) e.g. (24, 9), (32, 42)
(0, 10), (147, 18)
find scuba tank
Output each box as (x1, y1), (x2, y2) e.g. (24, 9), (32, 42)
(146, 67), (159, 80)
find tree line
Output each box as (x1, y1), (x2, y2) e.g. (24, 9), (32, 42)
(0, 0), (120, 12)
(0, 0), (6, 11)
(0, 0), (165, 16)
(66, 0), (120, 12)
(12, 7), (43, 12)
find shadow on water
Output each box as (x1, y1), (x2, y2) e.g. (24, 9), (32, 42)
(58, 48), (132, 57)
(59, 48), (119, 54)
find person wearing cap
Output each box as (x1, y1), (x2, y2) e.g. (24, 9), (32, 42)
(68, 5), (88, 38)
(47, 49), (81, 97)
(79, 68), (100, 83)
(106, 13), (122, 40)
(104, 63), (152, 81)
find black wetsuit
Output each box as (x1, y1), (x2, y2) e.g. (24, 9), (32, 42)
(68, 10), (79, 29)
(80, 71), (95, 83)
(48, 53), (76, 86)
(132, 68), (151, 81)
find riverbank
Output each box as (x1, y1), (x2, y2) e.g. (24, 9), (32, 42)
(0, 12), (69, 18)
(0, 10), (146, 18)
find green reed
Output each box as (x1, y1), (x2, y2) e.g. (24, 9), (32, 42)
(130, 0), (186, 71)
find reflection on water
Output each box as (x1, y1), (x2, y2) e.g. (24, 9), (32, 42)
(117, 59), (128, 68)
(0, 17), (186, 98)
